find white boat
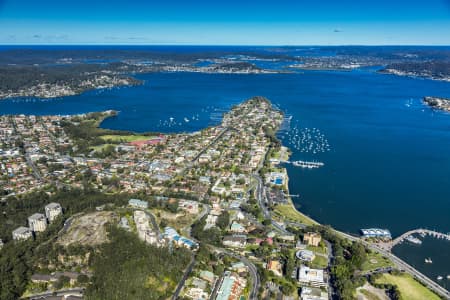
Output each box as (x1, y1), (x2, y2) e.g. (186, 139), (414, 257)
(405, 235), (422, 245)
(425, 258), (432, 264)
(447, 275), (450, 280)
(437, 276), (443, 280)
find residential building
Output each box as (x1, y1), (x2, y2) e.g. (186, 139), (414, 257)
(230, 221), (246, 233)
(231, 262), (247, 273)
(28, 213), (47, 232)
(199, 270), (215, 284)
(267, 260), (283, 277)
(128, 198), (148, 209)
(303, 232), (321, 247)
(12, 226), (33, 240)
(215, 271), (246, 300)
(298, 265), (326, 287)
(179, 199), (199, 214)
(45, 202), (63, 222)
(222, 234), (247, 248)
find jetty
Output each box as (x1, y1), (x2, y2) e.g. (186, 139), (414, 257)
(280, 160), (325, 169)
(387, 229), (450, 250)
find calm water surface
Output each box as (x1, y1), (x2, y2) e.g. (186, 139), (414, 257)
(1, 70), (449, 286)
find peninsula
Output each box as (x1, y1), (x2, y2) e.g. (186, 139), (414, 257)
(0, 97), (447, 300)
(423, 96), (450, 112)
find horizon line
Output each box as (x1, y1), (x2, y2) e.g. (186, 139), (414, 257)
(1, 43), (450, 47)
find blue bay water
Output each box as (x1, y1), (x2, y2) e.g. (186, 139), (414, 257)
(1, 70), (450, 284)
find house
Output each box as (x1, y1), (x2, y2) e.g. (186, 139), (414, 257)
(45, 202), (63, 222)
(163, 227), (198, 250)
(12, 226), (33, 241)
(53, 271), (81, 285)
(179, 199), (199, 214)
(215, 271), (246, 300)
(128, 198), (148, 209)
(30, 274), (53, 283)
(298, 265), (326, 287)
(199, 270), (215, 284)
(303, 232), (321, 247)
(28, 213), (47, 232)
(231, 262), (247, 273)
(222, 235), (247, 248)
(267, 260), (283, 277)
(229, 222), (246, 233)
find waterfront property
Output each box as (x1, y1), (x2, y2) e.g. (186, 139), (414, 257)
(360, 228), (392, 239)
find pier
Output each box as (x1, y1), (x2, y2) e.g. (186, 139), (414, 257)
(280, 160), (325, 169)
(387, 229), (450, 250)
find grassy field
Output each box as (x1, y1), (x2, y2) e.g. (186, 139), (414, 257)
(311, 255), (328, 269)
(272, 204), (318, 226)
(376, 273), (440, 300)
(361, 251), (393, 272)
(100, 134), (153, 142)
(306, 244), (327, 255)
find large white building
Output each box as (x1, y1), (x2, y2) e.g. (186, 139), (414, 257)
(298, 265), (326, 288)
(45, 202), (63, 222)
(28, 213), (47, 232)
(12, 226), (33, 241)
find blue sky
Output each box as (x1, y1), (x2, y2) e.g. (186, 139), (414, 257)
(1, 0), (450, 45)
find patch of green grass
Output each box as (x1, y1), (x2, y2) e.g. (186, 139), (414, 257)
(272, 204), (318, 226)
(361, 252), (393, 272)
(376, 273), (440, 300)
(100, 134), (154, 142)
(311, 255), (328, 269)
(306, 245), (327, 255)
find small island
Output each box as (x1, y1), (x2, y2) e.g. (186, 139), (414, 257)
(423, 96), (450, 112)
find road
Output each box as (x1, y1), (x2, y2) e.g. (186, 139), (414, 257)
(333, 230), (450, 299)
(252, 173), (293, 235)
(212, 247), (260, 300)
(252, 172), (450, 299)
(172, 254), (196, 300)
(191, 127), (232, 163)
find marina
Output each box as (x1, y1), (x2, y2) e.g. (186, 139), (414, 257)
(392, 229), (450, 248)
(279, 160), (325, 169)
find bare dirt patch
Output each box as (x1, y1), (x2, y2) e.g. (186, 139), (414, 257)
(58, 211), (117, 246)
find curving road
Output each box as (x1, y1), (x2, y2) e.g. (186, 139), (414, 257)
(252, 171), (450, 299)
(212, 247), (260, 300)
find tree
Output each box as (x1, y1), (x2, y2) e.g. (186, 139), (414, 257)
(262, 219), (272, 226)
(216, 211), (230, 230)
(54, 276), (70, 290)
